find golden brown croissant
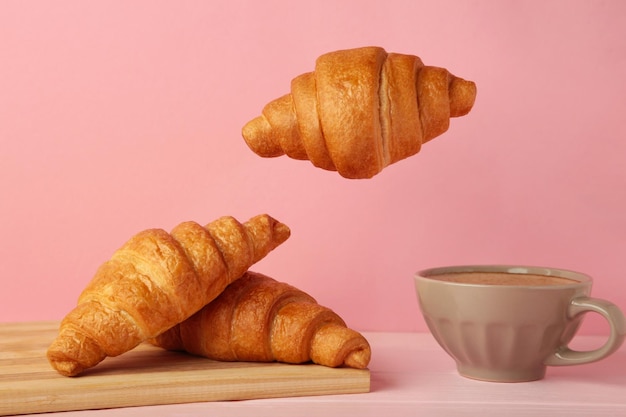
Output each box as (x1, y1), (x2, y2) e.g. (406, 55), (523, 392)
(151, 271), (371, 369)
(47, 214), (290, 376)
(242, 46), (477, 179)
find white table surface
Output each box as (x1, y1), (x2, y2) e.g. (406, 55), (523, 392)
(30, 332), (626, 417)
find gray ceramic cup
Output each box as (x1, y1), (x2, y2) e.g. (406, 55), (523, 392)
(415, 265), (626, 382)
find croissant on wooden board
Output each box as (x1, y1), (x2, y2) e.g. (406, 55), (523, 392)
(47, 214), (290, 377)
(242, 46), (477, 179)
(151, 271), (371, 369)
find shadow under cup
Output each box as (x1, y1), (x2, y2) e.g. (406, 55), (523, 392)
(414, 265), (626, 382)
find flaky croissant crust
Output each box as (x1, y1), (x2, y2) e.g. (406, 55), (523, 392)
(47, 214), (290, 376)
(151, 271), (371, 369)
(242, 46), (476, 179)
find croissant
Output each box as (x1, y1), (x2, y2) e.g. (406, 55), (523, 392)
(242, 46), (477, 179)
(151, 271), (371, 369)
(47, 214), (291, 376)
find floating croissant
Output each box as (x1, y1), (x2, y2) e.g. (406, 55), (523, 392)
(151, 271), (371, 369)
(47, 214), (290, 376)
(242, 46), (477, 179)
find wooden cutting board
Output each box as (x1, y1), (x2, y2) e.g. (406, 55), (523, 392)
(0, 321), (370, 416)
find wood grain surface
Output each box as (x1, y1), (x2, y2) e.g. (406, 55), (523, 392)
(0, 321), (370, 416)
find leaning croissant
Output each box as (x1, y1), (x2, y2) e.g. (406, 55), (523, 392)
(242, 46), (477, 179)
(47, 214), (290, 376)
(151, 271), (371, 369)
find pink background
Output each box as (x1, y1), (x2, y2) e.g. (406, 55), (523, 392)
(2, 1), (625, 335)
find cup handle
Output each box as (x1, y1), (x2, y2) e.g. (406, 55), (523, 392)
(544, 296), (626, 366)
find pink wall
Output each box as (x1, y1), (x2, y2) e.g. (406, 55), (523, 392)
(2, 0), (625, 335)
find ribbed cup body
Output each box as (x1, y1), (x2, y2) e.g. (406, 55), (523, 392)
(415, 266), (591, 382)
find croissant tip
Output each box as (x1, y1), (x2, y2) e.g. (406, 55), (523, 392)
(449, 77), (477, 117)
(269, 217), (291, 244)
(343, 346), (372, 369)
(249, 214), (291, 244)
(51, 361), (84, 377)
(46, 325), (107, 377)
(47, 350), (85, 377)
(242, 116), (284, 158)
